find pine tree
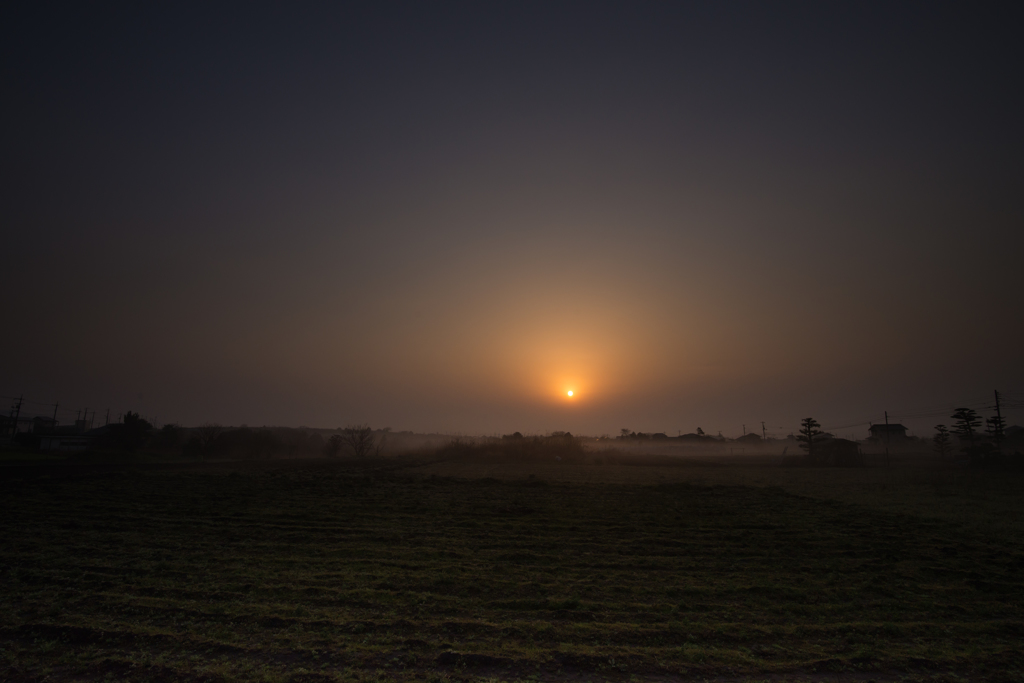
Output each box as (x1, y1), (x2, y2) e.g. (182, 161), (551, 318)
(950, 408), (981, 453)
(797, 417), (824, 458)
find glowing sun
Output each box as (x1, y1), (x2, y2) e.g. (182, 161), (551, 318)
(567, 390), (574, 397)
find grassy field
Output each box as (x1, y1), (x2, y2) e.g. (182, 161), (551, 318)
(413, 456), (1024, 539)
(2, 456), (1023, 682)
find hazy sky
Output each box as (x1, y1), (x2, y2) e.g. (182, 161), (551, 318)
(3, 2), (1022, 437)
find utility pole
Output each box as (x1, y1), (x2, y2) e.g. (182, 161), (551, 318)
(743, 424), (746, 435)
(761, 421), (767, 441)
(884, 410), (890, 467)
(105, 408), (110, 426)
(52, 402), (59, 428)
(994, 390), (1004, 451)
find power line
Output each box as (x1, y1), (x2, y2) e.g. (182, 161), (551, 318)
(821, 420), (873, 432)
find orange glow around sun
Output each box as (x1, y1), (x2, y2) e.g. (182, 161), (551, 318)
(558, 383), (583, 402)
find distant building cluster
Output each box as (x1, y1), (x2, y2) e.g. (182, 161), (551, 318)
(0, 412), (105, 451)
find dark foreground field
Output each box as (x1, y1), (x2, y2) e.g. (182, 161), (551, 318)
(2, 457), (1023, 682)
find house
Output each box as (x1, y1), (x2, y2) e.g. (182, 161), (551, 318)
(0, 414), (14, 437)
(31, 416), (57, 433)
(1003, 425), (1024, 452)
(868, 423), (908, 440)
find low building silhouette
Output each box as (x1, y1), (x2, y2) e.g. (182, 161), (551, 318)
(815, 437), (864, 466)
(868, 423), (908, 440)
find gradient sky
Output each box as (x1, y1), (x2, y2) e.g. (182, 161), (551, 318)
(3, 2), (1023, 437)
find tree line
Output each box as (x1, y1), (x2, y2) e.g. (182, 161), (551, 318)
(83, 416), (388, 459)
(932, 405), (1008, 463)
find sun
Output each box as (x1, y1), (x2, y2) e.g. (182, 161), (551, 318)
(567, 390), (573, 397)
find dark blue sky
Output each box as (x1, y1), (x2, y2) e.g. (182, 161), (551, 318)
(3, 2), (1022, 435)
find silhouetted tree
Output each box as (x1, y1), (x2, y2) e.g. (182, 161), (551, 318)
(195, 423), (223, 458)
(797, 417), (823, 457)
(339, 424), (379, 457)
(114, 411), (152, 452)
(951, 408), (981, 453)
(325, 434), (343, 457)
(986, 414), (1006, 451)
(932, 424), (951, 458)
(159, 423), (183, 448)
(696, 427), (705, 437)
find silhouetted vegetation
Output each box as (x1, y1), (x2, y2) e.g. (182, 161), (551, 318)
(618, 427), (716, 442)
(797, 417), (823, 456)
(190, 422), (223, 458)
(952, 408), (982, 454)
(93, 411), (152, 452)
(336, 424), (383, 457)
(183, 426), (324, 459)
(987, 413), (1007, 450)
(324, 433), (344, 457)
(158, 423), (184, 448)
